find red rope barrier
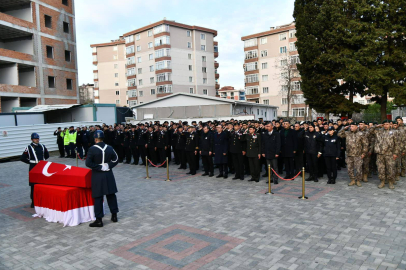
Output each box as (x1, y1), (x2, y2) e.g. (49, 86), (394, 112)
(148, 159), (167, 167)
(271, 169), (301, 181)
(77, 153), (86, 161)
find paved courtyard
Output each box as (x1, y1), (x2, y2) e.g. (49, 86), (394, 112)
(1, 153), (406, 270)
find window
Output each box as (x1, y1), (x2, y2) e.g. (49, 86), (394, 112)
(289, 42), (297, 52)
(66, 79), (72, 90)
(138, 68), (142, 74)
(44, 15), (52, 28)
(279, 33), (287, 41)
(280, 46), (287, 53)
(189, 76), (193, 82)
(115, 82), (119, 86)
(113, 46), (117, 51)
(202, 56), (206, 62)
(115, 73), (119, 77)
(289, 30), (296, 39)
(129, 100), (137, 107)
(203, 78), (207, 84)
(264, 100), (269, 105)
(157, 85), (172, 93)
(201, 33), (206, 40)
(244, 38), (257, 48)
(261, 62), (267, 69)
(46, 46), (53, 58)
(282, 98), (288, 105)
(115, 91), (120, 96)
(245, 50), (258, 59)
(282, 111), (288, 117)
(137, 57), (142, 63)
(150, 89), (155, 95)
(125, 35), (134, 43)
(63, 22), (69, 33)
(154, 36), (170, 46)
(189, 87), (194, 94)
(139, 79), (143, 86)
(281, 85), (288, 91)
(114, 64), (118, 69)
(128, 89), (137, 97)
(149, 54), (153, 60)
(62, 0), (68, 6)
(260, 37), (267, 44)
(153, 24), (170, 34)
(137, 45), (141, 52)
(149, 65), (154, 72)
(155, 48), (170, 58)
(48, 76), (55, 88)
(156, 73), (171, 82)
(156, 60), (171, 70)
(148, 42), (153, 49)
(281, 72), (288, 79)
(281, 59), (288, 66)
(139, 91), (143, 97)
(263, 87), (269, 93)
(292, 94), (305, 104)
(292, 81), (301, 91)
(261, 50), (268, 57)
(189, 65), (192, 71)
(291, 55), (300, 64)
(136, 34), (140, 41)
(126, 45), (134, 54)
(188, 53), (192, 59)
(292, 108), (305, 117)
(244, 62), (258, 71)
(127, 56), (135, 65)
(127, 79), (136, 87)
(150, 77), (154, 83)
(94, 73), (98, 79)
(203, 89), (208, 95)
(245, 74), (259, 83)
(187, 42), (192, 49)
(262, 75), (268, 82)
(186, 30), (191, 37)
(116, 100), (120, 104)
(202, 67), (207, 73)
(127, 67), (135, 76)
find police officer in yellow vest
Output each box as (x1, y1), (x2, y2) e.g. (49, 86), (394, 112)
(68, 126), (77, 158)
(63, 127), (69, 157)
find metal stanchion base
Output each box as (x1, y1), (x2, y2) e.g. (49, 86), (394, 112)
(145, 177), (151, 179)
(298, 196), (308, 200)
(265, 192), (274, 195)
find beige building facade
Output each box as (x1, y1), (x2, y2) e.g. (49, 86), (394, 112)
(241, 22), (307, 120)
(91, 20), (219, 107)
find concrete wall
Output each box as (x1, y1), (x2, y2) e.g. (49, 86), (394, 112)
(3, 4), (33, 22)
(1, 98), (19, 113)
(0, 64), (18, 85)
(18, 67), (36, 87)
(0, 36), (34, 55)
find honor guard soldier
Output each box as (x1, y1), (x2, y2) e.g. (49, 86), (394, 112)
(113, 126), (124, 163)
(244, 125), (262, 182)
(136, 123), (147, 165)
(129, 126), (139, 165)
(185, 126), (198, 175)
(199, 125), (214, 177)
(156, 125), (168, 166)
(145, 125), (157, 165)
(123, 126), (131, 164)
(176, 126), (187, 169)
(86, 130), (119, 227)
(21, 133), (50, 208)
(321, 126), (341, 184)
(229, 123), (245, 180)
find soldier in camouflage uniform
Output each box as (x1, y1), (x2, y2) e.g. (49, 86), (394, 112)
(358, 121), (373, 182)
(369, 120), (399, 189)
(338, 122), (368, 187)
(395, 116), (406, 177)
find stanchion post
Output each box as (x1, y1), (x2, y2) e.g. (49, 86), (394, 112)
(145, 156), (150, 179)
(165, 157), (171, 181)
(265, 164), (273, 195)
(298, 167), (308, 200)
(76, 149), (78, 167)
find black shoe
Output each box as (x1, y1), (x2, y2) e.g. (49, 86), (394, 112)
(314, 178), (319, 182)
(111, 213), (118, 223)
(191, 173), (196, 175)
(202, 173), (209, 176)
(248, 178), (255, 182)
(89, 218), (103, 227)
(337, 167), (341, 170)
(178, 167), (183, 169)
(216, 174), (223, 178)
(327, 179), (332, 184)
(223, 175), (228, 179)
(30, 202), (34, 208)
(274, 180), (279, 185)
(140, 163), (146, 166)
(125, 162), (130, 164)
(186, 171), (192, 174)
(306, 176), (314, 181)
(262, 173), (268, 177)
(59, 156), (64, 158)
(284, 175), (292, 180)
(240, 178), (245, 180)
(255, 179), (259, 182)
(232, 177), (239, 180)
(332, 179), (336, 184)
(209, 173), (214, 177)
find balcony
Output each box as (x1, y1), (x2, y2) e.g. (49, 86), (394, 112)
(214, 62), (219, 68)
(0, 0), (33, 23)
(0, 24), (34, 60)
(0, 62), (36, 91)
(215, 83), (220, 90)
(214, 52), (218, 58)
(215, 73), (219, 79)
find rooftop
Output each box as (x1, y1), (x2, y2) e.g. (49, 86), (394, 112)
(241, 22), (295, 41)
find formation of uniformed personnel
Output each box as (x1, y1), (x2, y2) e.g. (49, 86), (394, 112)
(21, 133), (50, 208)
(85, 130), (119, 227)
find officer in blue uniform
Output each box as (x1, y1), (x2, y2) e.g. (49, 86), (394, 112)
(86, 130), (119, 227)
(20, 133), (50, 208)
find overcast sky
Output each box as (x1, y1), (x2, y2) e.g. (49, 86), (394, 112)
(75, 0), (295, 89)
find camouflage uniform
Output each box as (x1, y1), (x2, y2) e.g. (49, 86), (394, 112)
(369, 126), (399, 189)
(397, 124), (406, 177)
(359, 127), (373, 182)
(338, 128), (368, 186)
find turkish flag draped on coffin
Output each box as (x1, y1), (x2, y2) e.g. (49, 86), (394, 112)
(29, 161), (91, 188)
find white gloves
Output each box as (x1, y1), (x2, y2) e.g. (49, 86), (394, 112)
(101, 163), (110, 171)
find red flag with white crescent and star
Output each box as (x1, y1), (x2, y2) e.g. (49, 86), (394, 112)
(29, 161), (92, 188)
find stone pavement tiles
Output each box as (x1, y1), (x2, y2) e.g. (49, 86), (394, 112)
(1, 154), (406, 269)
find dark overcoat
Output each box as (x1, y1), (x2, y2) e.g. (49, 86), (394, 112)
(199, 131), (214, 156)
(213, 131), (228, 164)
(280, 128), (297, 158)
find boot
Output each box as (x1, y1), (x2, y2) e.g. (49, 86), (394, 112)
(306, 176), (314, 181)
(327, 179), (332, 184)
(262, 173), (268, 177)
(401, 169), (405, 177)
(378, 180), (385, 189)
(389, 181), (395, 189)
(356, 181), (362, 187)
(348, 179), (356, 186)
(362, 174), (368, 182)
(216, 174), (223, 178)
(209, 172), (214, 177)
(313, 177), (319, 182)
(89, 218), (103, 227)
(368, 172), (372, 178)
(332, 179), (336, 184)
(395, 175), (400, 181)
(111, 213), (118, 223)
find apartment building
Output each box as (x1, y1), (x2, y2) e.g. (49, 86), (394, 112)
(0, 0), (78, 113)
(241, 22), (307, 120)
(90, 39), (128, 106)
(79, 83), (94, 104)
(91, 20), (219, 107)
(218, 86), (246, 101)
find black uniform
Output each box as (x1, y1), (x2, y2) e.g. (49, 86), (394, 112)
(294, 128), (305, 174)
(156, 130), (168, 165)
(113, 129), (124, 162)
(261, 130), (281, 183)
(123, 131), (131, 163)
(176, 131), (187, 169)
(244, 132), (262, 182)
(85, 142), (119, 219)
(229, 130), (245, 180)
(129, 130), (138, 164)
(76, 130), (84, 159)
(321, 133), (341, 182)
(136, 128), (147, 165)
(144, 131), (157, 165)
(185, 131), (198, 175)
(199, 131), (214, 176)
(280, 128), (297, 178)
(53, 130), (64, 157)
(171, 129), (179, 164)
(20, 143), (50, 206)
(304, 130), (322, 180)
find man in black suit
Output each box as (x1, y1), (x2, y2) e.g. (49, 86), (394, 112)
(294, 122), (305, 175)
(261, 122), (281, 184)
(199, 125), (214, 176)
(280, 120), (297, 179)
(229, 123), (245, 180)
